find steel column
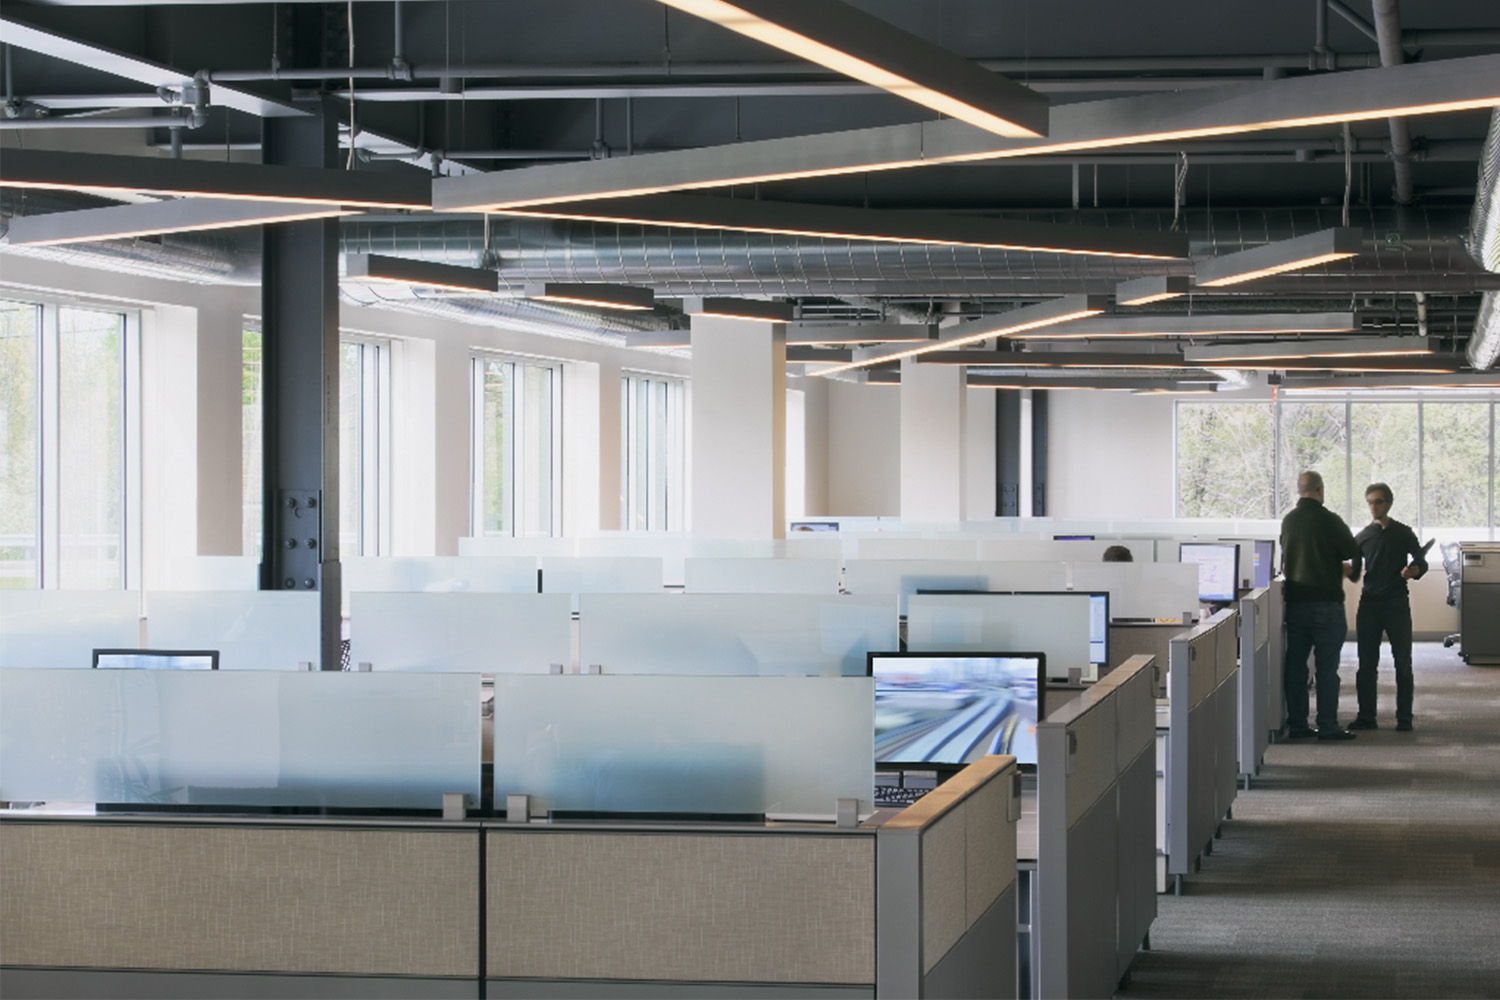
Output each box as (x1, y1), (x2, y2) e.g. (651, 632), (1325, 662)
(259, 100), (342, 671)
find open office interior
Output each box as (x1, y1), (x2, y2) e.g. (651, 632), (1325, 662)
(2, 1), (1500, 998)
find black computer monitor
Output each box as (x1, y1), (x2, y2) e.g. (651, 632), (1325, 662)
(1179, 543), (1240, 603)
(93, 648), (219, 670)
(1053, 534), (1095, 541)
(868, 651), (1044, 768)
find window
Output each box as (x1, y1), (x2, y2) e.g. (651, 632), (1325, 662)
(1175, 402), (1275, 519)
(620, 373), (686, 532)
(241, 329), (390, 559)
(1, 298), (135, 589)
(1176, 396), (1499, 539)
(472, 356), (561, 537)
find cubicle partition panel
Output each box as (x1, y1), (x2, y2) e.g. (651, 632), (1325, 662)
(159, 556), (260, 591)
(1164, 610), (1237, 893)
(877, 756), (1020, 1000)
(349, 592), (571, 673)
(844, 560), (1067, 616)
(1070, 563), (1200, 623)
(1212, 610), (1240, 830)
(0, 820), (481, 998)
(907, 593), (1092, 682)
(345, 556), (539, 596)
(578, 594), (894, 676)
(1035, 655), (1157, 1000)
(684, 556), (843, 594)
(539, 557), (664, 608)
(0, 590), (140, 668)
(144, 591), (320, 670)
(1267, 579), (1286, 739)
(856, 536), (980, 561)
(1106, 623), (1179, 696)
(1238, 588), (1273, 786)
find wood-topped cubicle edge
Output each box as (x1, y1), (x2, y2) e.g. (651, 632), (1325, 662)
(879, 753), (1017, 831)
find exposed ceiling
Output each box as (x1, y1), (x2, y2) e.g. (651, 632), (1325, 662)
(3, 0), (1500, 388)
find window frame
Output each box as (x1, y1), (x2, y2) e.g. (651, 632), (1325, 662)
(470, 352), (564, 538)
(620, 371), (687, 533)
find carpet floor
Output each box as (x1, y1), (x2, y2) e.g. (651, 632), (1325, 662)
(1118, 641), (1500, 1000)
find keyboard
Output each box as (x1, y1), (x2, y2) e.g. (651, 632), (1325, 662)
(873, 785), (933, 808)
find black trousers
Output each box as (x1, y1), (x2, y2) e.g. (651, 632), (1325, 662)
(1355, 593), (1414, 724)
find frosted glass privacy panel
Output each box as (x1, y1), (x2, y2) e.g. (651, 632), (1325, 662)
(0, 669), (480, 808)
(1070, 564), (1200, 621)
(145, 591), (319, 670)
(0, 591), (140, 668)
(459, 535), (577, 558)
(490, 675), (874, 818)
(856, 537), (979, 561)
(350, 592), (570, 673)
(159, 557), (259, 591)
(978, 538), (1112, 563)
(907, 593), (1091, 682)
(844, 559), (1066, 614)
(541, 557), (662, 596)
(684, 558), (841, 595)
(580, 594), (895, 676)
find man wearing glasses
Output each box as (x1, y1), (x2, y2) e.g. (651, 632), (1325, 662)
(1350, 482), (1429, 732)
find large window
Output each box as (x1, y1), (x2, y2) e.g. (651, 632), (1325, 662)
(621, 373), (686, 532)
(241, 328), (390, 559)
(1, 298), (135, 589)
(1176, 396), (1500, 538)
(472, 356), (561, 537)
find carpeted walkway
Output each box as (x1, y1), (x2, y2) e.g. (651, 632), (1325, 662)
(1119, 642), (1500, 1000)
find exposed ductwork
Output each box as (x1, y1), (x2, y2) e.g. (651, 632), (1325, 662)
(1466, 108), (1500, 370)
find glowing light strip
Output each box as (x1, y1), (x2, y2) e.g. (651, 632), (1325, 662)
(5, 200), (352, 245)
(1193, 228), (1363, 287)
(1183, 335), (1430, 363)
(813, 296), (1108, 376)
(525, 282), (657, 311)
(685, 296), (796, 322)
(1115, 275), (1190, 305)
(1006, 311), (1359, 341)
(657, 0), (1047, 138)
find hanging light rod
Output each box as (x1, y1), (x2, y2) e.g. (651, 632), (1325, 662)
(813, 295), (1109, 376)
(1116, 275), (1191, 305)
(525, 282), (656, 311)
(967, 374), (1218, 391)
(684, 296), (797, 322)
(433, 53), (1500, 210)
(1183, 335), (1431, 362)
(1193, 228), (1363, 286)
(0, 148), (432, 209)
(1, 199), (352, 246)
(919, 349), (1191, 368)
(494, 194), (1189, 260)
(345, 253), (499, 293)
(653, 0), (1048, 138)
(1006, 311), (1359, 340)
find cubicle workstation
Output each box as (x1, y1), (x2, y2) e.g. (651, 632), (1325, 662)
(1031, 654), (1159, 1000)
(1238, 587), (1275, 788)
(906, 592), (1100, 683)
(1163, 608), (1240, 895)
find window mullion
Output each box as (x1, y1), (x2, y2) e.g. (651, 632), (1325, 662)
(39, 305), (60, 590)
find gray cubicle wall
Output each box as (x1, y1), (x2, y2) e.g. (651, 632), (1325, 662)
(1267, 579), (1286, 739)
(1035, 655), (1158, 999)
(1164, 609), (1238, 893)
(1238, 588), (1273, 786)
(1213, 610), (1240, 832)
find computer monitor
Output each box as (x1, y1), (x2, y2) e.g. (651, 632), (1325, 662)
(93, 648), (219, 670)
(1053, 534), (1095, 541)
(1178, 543), (1240, 603)
(788, 520), (839, 533)
(1252, 539), (1275, 588)
(868, 651), (1044, 768)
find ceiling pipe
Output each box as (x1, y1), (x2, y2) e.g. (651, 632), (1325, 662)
(1466, 109), (1500, 370)
(1372, 0), (1415, 207)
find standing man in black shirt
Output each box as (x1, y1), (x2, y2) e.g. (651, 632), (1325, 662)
(1349, 482), (1428, 732)
(1281, 470), (1361, 740)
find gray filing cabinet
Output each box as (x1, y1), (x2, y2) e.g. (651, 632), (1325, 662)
(1460, 543), (1500, 666)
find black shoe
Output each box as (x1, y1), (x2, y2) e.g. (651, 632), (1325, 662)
(1318, 728), (1357, 741)
(1286, 726), (1319, 739)
(1348, 718), (1378, 730)
(1395, 720), (1413, 732)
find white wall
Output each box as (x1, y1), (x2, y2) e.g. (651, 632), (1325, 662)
(797, 375), (830, 517)
(1047, 391), (1177, 521)
(826, 379), (900, 516)
(966, 388), (996, 520)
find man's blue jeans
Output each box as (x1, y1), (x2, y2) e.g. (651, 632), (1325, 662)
(1284, 600), (1347, 732)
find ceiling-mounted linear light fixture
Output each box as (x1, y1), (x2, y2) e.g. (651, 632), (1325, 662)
(1279, 372), (1500, 391)
(495, 194), (1188, 260)
(1007, 311), (1359, 340)
(1212, 357), (1465, 373)
(788, 324), (938, 345)
(919, 349), (1191, 369)
(787, 346), (853, 363)
(1115, 275), (1190, 306)
(432, 53), (1500, 211)
(524, 282), (656, 311)
(967, 374), (1217, 392)
(654, 0), (1048, 139)
(345, 253), (499, 293)
(684, 296), (796, 322)
(813, 295), (1108, 376)
(2, 198), (351, 246)
(1193, 228), (1363, 287)
(0, 148), (431, 209)
(1183, 335), (1431, 363)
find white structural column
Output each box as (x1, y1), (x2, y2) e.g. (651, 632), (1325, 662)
(900, 356), (967, 524)
(690, 316), (786, 538)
